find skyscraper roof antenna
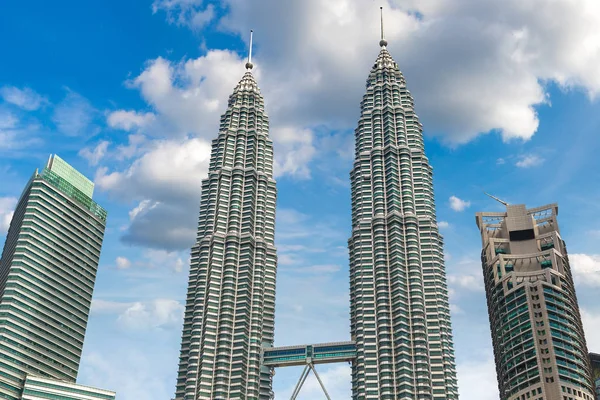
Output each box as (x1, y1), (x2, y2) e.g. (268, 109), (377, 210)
(379, 7), (388, 47)
(246, 30), (254, 70)
(484, 192), (509, 207)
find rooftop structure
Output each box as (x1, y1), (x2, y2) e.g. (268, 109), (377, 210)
(46, 154), (95, 198)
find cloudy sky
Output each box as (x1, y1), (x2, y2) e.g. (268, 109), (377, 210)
(1, 0), (600, 398)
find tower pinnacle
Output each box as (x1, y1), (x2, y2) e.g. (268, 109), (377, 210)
(379, 7), (388, 47)
(246, 29), (254, 70)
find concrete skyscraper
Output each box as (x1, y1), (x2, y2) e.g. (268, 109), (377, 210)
(347, 16), (458, 399)
(476, 202), (594, 400)
(0, 155), (115, 400)
(174, 35), (278, 400)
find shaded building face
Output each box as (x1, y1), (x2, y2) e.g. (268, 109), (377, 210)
(476, 204), (594, 400)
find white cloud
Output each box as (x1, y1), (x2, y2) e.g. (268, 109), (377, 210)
(105, 0), (600, 253)
(141, 249), (187, 273)
(438, 221), (450, 229)
(115, 256), (132, 270)
(79, 140), (109, 166)
(152, 0), (215, 29)
(447, 274), (484, 292)
(115, 134), (147, 160)
(91, 299), (132, 314)
(96, 138), (211, 198)
(446, 255), (485, 295)
(107, 110), (155, 132)
(217, 0), (600, 145)
(95, 137), (211, 250)
(449, 195), (471, 212)
(0, 110), (41, 150)
(0, 112), (18, 131)
(456, 359), (498, 400)
(118, 299), (184, 330)
(0, 197), (17, 234)
(496, 158), (506, 165)
(0, 86), (47, 110)
(450, 303), (464, 315)
(128, 199), (160, 221)
(582, 308), (600, 352)
(126, 52), (244, 139)
(272, 126), (316, 179)
(570, 254), (600, 287)
(52, 90), (97, 136)
(277, 208), (309, 226)
(79, 348), (178, 400)
(92, 298), (184, 330)
(515, 154), (544, 168)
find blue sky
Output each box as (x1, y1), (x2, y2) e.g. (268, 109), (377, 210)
(2, 0), (600, 399)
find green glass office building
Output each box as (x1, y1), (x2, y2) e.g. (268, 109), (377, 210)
(476, 203), (594, 400)
(0, 155), (108, 399)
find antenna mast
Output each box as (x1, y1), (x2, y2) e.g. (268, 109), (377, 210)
(484, 192), (509, 207)
(246, 30), (254, 70)
(379, 7), (388, 47)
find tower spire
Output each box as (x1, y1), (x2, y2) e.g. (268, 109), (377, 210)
(246, 29), (254, 70)
(379, 7), (388, 47)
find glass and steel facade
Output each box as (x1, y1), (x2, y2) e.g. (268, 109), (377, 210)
(476, 204), (594, 400)
(347, 42), (458, 399)
(45, 155), (95, 199)
(0, 155), (107, 399)
(174, 68), (278, 400)
(21, 375), (115, 400)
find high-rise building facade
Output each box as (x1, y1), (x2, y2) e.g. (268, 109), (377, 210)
(476, 203), (594, 400)
(347, 35), (458, 399)
(589, 353), (600, 400)
(174, 60), (278, 399)
(0, 155), (109, 399)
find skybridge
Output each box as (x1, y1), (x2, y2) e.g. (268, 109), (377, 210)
(262, 341), (356, 399)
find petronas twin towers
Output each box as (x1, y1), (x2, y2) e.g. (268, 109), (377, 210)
(175, 16), (458, 400)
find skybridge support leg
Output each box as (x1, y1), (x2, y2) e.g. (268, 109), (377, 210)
(290, 365), (310, 400)
(309, 363), (331, 400)
(289, 362), (332, 400)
